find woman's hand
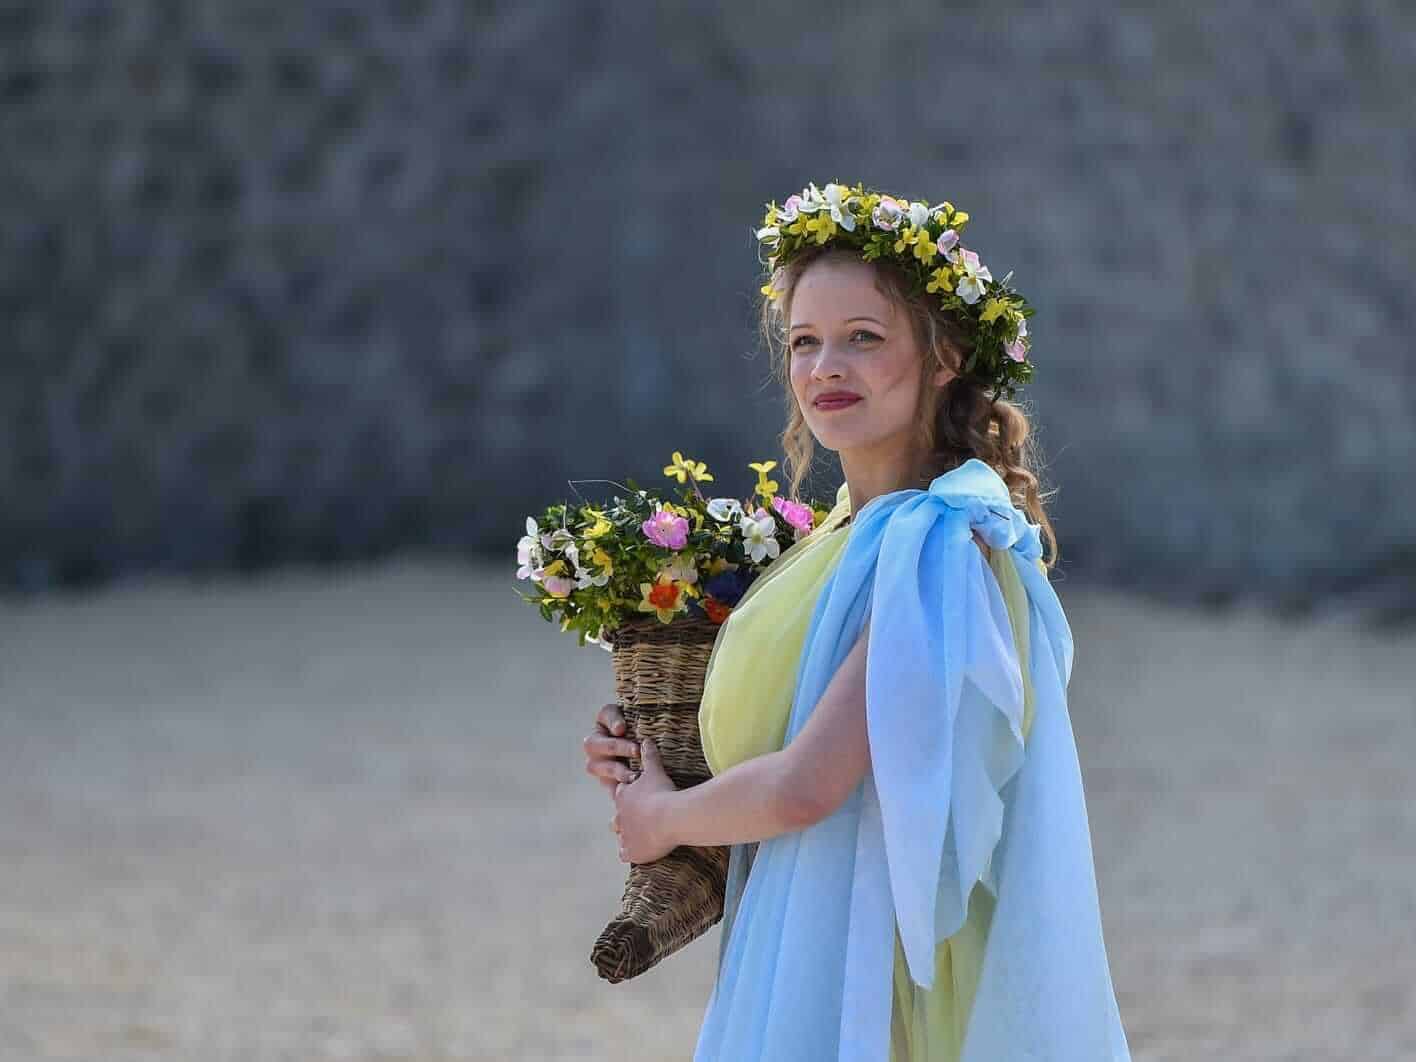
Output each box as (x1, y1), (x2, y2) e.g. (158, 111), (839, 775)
(610, 739), (680, 864)
(584, 702), (640, 794)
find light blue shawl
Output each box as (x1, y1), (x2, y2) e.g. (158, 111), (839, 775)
(693, 458), (1132, 1061)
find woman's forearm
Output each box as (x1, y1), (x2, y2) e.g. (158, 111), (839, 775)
(658, 749), (808, 848)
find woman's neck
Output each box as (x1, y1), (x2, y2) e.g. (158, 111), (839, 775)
(841, 449), (939, 516)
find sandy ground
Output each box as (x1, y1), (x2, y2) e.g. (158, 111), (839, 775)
(1, 555), (1413, 1061)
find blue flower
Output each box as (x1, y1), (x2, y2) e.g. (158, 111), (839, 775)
(704, 567), (751, 606)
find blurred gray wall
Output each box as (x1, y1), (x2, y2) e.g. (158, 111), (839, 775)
(2, 2), (1413, 615)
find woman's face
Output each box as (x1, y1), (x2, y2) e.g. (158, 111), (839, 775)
(787, 257), (953, 459)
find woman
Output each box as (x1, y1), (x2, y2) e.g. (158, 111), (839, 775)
(583, 181), (1131, 1060)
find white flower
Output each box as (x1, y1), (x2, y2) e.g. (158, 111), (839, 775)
(907, 201), (931, 228)
(796, 183), (825, 211)
(706, 497), (744, 522)
(516, 517), (542, 580)
(662, 552), (699, 585)
(950, 247), (993, 305)
(755, 224), (780, 242)
(821, 183), (857, 232)
(739, 508), (781, 564)
(574, 564), (609, 590)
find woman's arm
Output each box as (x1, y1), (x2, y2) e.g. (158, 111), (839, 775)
(655, 619), (874, 849)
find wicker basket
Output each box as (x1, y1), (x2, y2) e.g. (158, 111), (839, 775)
(590, 615), (730, 983)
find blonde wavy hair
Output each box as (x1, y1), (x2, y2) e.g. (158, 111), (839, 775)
(758, 245), (1060, 572)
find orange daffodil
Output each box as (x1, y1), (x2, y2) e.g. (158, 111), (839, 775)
(754, 180), (1035, 400)
(637, 572), (689, 623)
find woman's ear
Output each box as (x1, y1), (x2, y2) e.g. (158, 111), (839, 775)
(932, 366), (956, 389)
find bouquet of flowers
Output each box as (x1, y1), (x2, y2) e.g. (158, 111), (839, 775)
(515, 452), (832, 983)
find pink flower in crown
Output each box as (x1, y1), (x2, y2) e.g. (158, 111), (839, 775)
(642, 507), (690, 550)
(779, 194), (804, 223)
(771, 494), (815, 534)
(1004, 317), (1029, 362)
(936, 229), (959, 255)
(872, 196), (906, 231)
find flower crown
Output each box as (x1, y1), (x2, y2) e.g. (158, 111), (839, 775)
(755, 180), (1034, 400)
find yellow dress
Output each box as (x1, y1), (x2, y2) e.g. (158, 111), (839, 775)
(698, 482), (1040, 1062)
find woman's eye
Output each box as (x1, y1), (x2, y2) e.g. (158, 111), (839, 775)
(792, 331), (879, 349)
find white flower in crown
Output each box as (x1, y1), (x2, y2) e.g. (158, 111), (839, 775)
(872, 195), (906, 231)
(907, 201), (931, 228)
(516, 517), (542, 580)
(820, 183), (858, 231)
(796, 182), (826, 210)
(951, 246), (993, 305)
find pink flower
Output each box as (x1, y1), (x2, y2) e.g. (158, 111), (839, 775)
(771, 495), (815, 534)
(542, 575), (575, 598)
(936, 229), (959, 255)
(1004, 317), (1029, 362)
(641, 508), (690, 550)
(871, 196), (906, 231)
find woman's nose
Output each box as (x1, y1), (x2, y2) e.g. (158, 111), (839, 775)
(811, 341), (846, 379)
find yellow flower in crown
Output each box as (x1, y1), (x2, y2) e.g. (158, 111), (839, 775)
(753, 179), (1035, 400)
(980, 297), (1012, 324)
(663, 451), (714, 485)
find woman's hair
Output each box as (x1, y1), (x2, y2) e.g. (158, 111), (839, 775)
(758, 245), (1060, 571)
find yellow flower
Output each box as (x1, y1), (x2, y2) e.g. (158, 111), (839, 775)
(892, 226), (936, 264)
(952, 210), (969, 225)
(580, 508), (613, 539)
(591, 547), (613, 576)
(981, 297), (1011, 324)
(749, 459), (779, 502)
(926, 266), (954, 294)
(803, 212), (837, 244)
(664, 451), (715, 484)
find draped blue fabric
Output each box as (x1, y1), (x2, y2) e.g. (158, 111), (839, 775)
(694, 458), (1131, 1061)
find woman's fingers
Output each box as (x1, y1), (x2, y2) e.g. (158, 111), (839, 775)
(583, 732), (640, 763)
(595, 701), (628, 736)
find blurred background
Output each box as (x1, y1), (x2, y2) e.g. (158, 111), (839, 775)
(2, 2), (1413, 1060)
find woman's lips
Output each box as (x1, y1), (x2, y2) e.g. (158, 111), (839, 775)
(814, 395), (862, 411)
